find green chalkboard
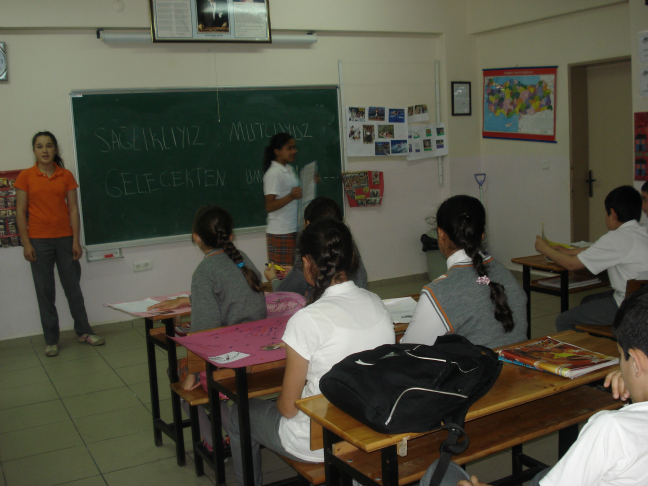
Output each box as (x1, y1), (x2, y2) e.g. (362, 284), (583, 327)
(70, 87), (342, 250)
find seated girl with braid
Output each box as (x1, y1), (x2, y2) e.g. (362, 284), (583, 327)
(401, 195), (527, 349)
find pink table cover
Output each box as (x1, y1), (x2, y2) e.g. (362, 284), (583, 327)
(168, 315), (289, 368)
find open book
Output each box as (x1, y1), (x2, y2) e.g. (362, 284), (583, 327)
(498, 337), (618, 379)
(537, 274), (601, 289)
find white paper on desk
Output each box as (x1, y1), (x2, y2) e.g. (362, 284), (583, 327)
(170, 294), (190, 299)
(109, 298), (160, 313)
(209, 351), (250, 364)
(382, 297), (418, 323)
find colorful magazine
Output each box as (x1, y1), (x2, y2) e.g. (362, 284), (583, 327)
(498, 337), (618, 379)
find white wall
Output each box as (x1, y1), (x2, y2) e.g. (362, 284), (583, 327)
(0, 2), (453, 341)
(474, 3), (631, 267)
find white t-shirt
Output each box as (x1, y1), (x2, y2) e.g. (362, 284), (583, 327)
(278, 281), (396, 462)
(578, 220), (648, 306)
(263, 161), (299, 234)
(540, 401), (648, 486)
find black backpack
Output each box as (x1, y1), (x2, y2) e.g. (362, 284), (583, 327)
(319, 334), (502, 485)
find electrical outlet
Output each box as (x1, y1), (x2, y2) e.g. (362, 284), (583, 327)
(541, 160), (550, 170)
(133, 260), (152, 272)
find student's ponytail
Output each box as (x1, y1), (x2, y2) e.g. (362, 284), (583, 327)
(437, 196), (515, 333)
(263, 132), (293, 173)
(298, 219), (358, 303)
(32, 131), (65, 168)
(192, 205), (264, 293)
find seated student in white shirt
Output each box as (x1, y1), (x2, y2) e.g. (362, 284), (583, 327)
(401, 195), (527, 349)
(422, 284), (648, 486)
(641, 181), (648, 220)
(535, 185), (648, 332)
(223, 218), (395, 486)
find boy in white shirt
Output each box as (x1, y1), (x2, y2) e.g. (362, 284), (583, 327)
(535, 185), (648, 332)
(421, 284), (648, 486)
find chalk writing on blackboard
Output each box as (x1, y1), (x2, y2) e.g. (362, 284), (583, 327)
(105, 168), (226, 197)
(95, 126), (206, 152)
(229, 122), (313, 142)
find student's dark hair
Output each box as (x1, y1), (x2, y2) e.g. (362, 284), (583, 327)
(303, 197), (343, 224)
(642, 181), (648, 194)
(298, 219), (358, 303)
(263, 132), (294, 173)
(613, 285), (648, 360)
(192, 205), (263, 293)
(32, 131), (64, 168)
(604, 185), (642, 223)
(436, 195), (515, 333)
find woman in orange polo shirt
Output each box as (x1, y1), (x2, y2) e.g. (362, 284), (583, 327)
(15, 132), (105, 357)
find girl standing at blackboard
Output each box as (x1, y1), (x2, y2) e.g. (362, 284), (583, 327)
(15, 131), (105, 358)
(263, 133), (301, 268)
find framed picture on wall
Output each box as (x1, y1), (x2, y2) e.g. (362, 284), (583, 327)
(149, 0), (271, 43)
(451, 81), (471, 116)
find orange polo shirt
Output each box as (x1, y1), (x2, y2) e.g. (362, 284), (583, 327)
(14, 164), (78, 239)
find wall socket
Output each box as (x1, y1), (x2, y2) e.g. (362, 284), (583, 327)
(133, 260), (152, 272)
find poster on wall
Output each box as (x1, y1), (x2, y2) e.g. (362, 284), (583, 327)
(150, 0), (271, 43)
(341, 171), (384, 207)
(635, 112), (648, 181)
(346, 106), (408, 157)
(407, 122), (448, 161)
(482, 66), (557, 143)
(407, 104), (430, 123)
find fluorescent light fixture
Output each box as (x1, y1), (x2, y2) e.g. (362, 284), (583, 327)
(97, 30), (317, 45)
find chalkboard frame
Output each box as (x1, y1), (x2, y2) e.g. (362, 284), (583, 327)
(68, 85), (344, 252)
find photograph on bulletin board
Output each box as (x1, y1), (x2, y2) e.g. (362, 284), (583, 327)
(341, 171), (384, 208)
(635, 112), (648, 181)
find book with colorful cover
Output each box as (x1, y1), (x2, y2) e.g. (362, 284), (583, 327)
(497, 337), (618, 379)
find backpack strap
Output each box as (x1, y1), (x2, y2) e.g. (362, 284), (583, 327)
(428, 423), (469, 486)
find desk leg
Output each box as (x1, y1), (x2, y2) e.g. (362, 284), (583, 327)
(523, 265), (531, 339)
(235, 368), (255, 486)
(560, 271), (569, 314)
(145, 318), (163, 447)
(322, 428), (341, 486)
(166, 320), (186, 467)
(558, 425), (578, 458)
(207, 364), (227, 486)
(380, 446), (399, 486)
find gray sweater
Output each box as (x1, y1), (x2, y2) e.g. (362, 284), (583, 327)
(190, 249), (267, 332)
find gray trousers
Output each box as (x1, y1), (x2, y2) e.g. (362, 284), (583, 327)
(419, 460), (551, 486)
(29, 237), (94, 345)
(555, 289), (619, 332)
(223, 398), (307, 486)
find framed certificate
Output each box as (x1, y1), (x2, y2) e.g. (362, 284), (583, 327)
(150, 0), (271, 43)
(451, 81), (471, 116)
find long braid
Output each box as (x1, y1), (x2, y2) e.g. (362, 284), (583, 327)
(439, 196), (515, 333)
(193, 205), (263, 293)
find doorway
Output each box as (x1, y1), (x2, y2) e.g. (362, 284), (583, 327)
(569, 57), (633, 242)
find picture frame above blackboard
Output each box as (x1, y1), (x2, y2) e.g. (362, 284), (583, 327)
(149, 0), (271, 43)
(451, 81), (471, 116)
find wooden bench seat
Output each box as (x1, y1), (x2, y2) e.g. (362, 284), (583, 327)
(278, 456), (325, 485)
(575, 325), (614, 339)
(323, 386), (620, 485)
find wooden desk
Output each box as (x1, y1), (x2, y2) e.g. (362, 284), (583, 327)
(511, 255), (609, 338)
(107, 293), (191, 466)
(296, 331), (620, 486)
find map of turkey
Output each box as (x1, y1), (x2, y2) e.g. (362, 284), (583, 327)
(485, 77), (553, 119)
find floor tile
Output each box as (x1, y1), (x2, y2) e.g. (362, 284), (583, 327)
(100, 347), (166, 370)
(93, 331), (146, 356)
(51, 370), (126, 399)
(0, 352), (43, 372)
(521, 431), (560, 468)
(145, 398), (174, 423)
(0, 366), (51, 391)
(529, 297), (561, 315)
(0, 420), (83, 461)
(2, 445), (99, 486)
(74, 404), (152, 444)
(0, 400), (70, 433)
(103, 457), (214, 486)
(0, 461), (6, 486)
(114, 363), (152, 386)
(465, 450), (512, 484)
(62, 386), (142, 419)
(261, 467), (297, 484)
(0, 345), (39, 359)
(129, 378), (169, 405)
(0, 381), (59, 410)
(0, 336), (33, 349)
(531, 313), (560, 333)
(57, 476), (107, 486)
(43, 356), (112, 380)
(86, 430), (179, 473)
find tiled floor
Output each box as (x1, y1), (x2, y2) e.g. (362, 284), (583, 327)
(0, 273), (610, 486)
